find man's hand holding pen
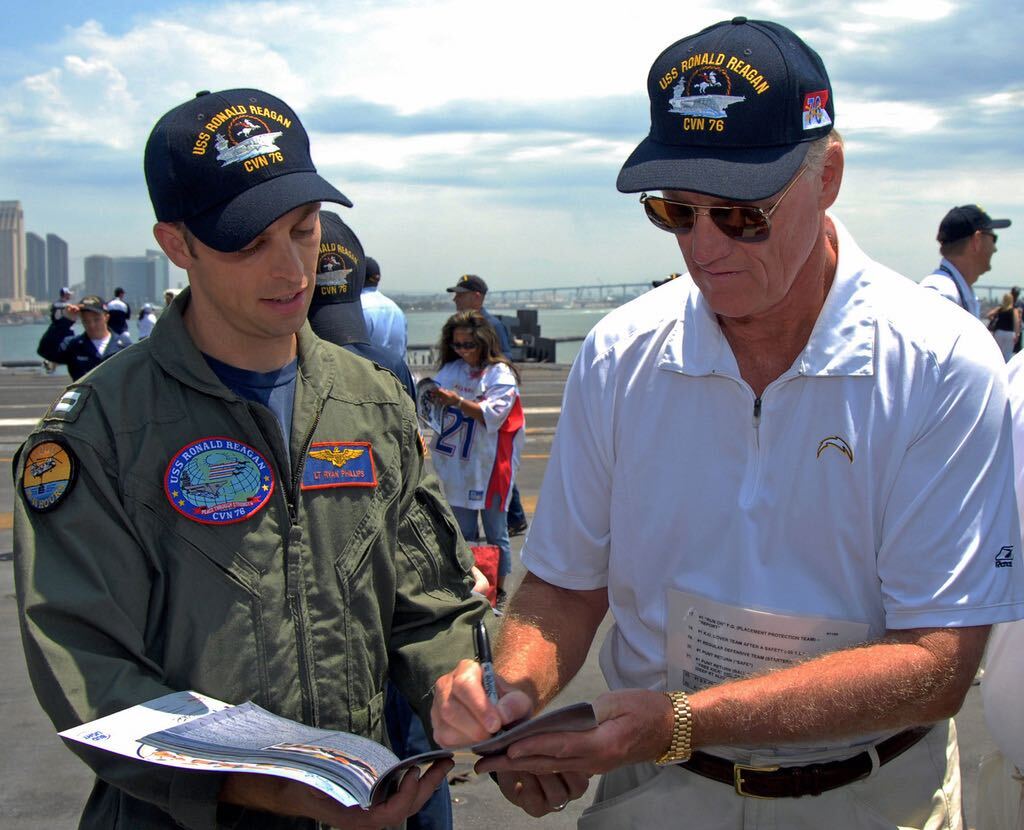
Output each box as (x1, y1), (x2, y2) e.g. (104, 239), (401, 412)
(431, 623), (591, 816)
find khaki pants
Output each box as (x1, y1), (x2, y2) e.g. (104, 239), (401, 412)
(976, 752), (1024, 830)
(579, 720), (960, 830)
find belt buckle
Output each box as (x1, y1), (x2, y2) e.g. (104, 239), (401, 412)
(733, 762), (780, 799)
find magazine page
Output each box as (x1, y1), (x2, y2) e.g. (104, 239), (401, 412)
(146, 702), (452, 808)
(62, 691), (600, 809)
(60, 692), (362, 807)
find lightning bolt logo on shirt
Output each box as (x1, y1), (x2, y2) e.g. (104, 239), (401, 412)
(816, 436), (853, 463)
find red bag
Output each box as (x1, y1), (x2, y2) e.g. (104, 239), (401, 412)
(471, 545), (500, 607)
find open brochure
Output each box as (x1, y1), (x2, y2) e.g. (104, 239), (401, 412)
(60, 691), (597, 810)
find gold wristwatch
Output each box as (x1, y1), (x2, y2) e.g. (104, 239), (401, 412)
(655, 691), (692, 765)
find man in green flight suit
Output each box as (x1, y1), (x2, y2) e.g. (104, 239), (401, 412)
(13, 88), (488, 829)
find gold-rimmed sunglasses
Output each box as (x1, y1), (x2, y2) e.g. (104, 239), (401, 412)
(640, 166), (807, 241)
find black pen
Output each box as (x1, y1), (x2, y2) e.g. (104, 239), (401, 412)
(474, 620), (499, 706)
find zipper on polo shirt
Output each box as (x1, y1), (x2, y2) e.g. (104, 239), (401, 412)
(752, 396), (762, 448)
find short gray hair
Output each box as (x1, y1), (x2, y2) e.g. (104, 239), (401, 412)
(802, 130), (843, 175)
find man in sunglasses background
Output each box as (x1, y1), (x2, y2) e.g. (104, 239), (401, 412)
(920, 204), (1011, 317)
(431, 17), (1023, 829)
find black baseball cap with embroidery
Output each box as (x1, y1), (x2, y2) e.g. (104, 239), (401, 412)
(446, 274), (488, 294)
(144, 88), (352, 252)
(78, 295), (107, 314)
(307, 212), (369, 346)
(937, 204), (1011, 244)
(617, 17), (834, 201)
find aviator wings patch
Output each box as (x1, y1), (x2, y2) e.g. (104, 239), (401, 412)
(302, 442), (377, 490)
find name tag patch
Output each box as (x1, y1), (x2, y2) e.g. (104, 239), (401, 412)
(165, 437), (274, 525)
(302, 441), (377, 490)
(21, 439), (78, 512)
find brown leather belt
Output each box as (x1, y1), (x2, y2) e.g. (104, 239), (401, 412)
(679, 726), (932, 798)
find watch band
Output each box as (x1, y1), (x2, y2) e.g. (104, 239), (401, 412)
(655, 690), (693, 765)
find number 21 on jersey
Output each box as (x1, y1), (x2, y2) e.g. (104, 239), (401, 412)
(435, 406), (476, 459)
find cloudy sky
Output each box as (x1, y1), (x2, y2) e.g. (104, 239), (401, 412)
(2, 0), (1022, 294)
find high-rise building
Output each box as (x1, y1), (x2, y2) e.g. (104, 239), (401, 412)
(146, 249), (170, 296)
(46, 233), (68, 299)
(84, 255), (114, 299)
(26, 231), (47, 300)
(108, 250), (170, 306)
(0, 201), (26, 300)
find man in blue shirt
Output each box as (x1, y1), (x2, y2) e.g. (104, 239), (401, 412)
(361, 257), (408, 360)
(446, 275), (513, 357)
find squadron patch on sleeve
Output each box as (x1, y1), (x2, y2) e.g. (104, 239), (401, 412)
(164, 437), (274, 525)
(21, 439), (78, 512)
(302, 441), (378, 490)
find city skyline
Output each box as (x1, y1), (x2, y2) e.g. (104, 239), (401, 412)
(1, 1), (1022, 293)
(0, 200), (172, 308)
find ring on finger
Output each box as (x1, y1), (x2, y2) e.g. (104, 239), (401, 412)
(552, 800), (569, 812)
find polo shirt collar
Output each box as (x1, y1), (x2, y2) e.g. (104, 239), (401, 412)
(659, 216), (876, 380)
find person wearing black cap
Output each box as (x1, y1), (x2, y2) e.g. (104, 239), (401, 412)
(36, 294), (133, 381)
(360, 257), (409, 360)
(920, 204), (1012, 317)
(446, 274), (513, 358)
(14, 88), (486, 830)
(432, 19), (1022, 828)
(309, 212), (454, 830)
(308, 214), (414, 397)
(107, 287), (132, 336)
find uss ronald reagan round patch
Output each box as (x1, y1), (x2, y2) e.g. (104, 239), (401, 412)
(21, 439), (78, 512)
(164, 437), (275, 525)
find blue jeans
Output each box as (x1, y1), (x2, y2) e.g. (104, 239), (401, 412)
(451, 505), (512, 580)
(384, 684), (452, 830)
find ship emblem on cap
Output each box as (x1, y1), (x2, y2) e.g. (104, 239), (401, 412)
(669, 68), (746, 119)
(215, 115), (283, 167)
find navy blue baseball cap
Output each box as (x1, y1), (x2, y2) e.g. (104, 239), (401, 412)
(307, 212), (369, 346)
(617, 17), (834, 201)
(937, 205), (1011, 244)
(144, 88), (352, 252)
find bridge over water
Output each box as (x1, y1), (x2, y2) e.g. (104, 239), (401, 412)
(398, 280), (1013, 310)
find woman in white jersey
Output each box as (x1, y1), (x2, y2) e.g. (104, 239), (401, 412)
(431, 310), (524, 611)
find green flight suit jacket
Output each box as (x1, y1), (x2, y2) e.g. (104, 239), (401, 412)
(14, 290), (489, 829)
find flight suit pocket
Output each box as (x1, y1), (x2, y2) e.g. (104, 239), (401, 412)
(347, 688), (386, 743)
(397, 488), (471, 599)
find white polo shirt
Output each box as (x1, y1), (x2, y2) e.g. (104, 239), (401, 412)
(981, 351), (1024, 771)
(523, 218), (1024, 732)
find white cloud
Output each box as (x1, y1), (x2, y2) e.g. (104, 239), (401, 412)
(838, 97), (944, 134)
(4, 0), (1023, 295)
(851, 1), (955, 22)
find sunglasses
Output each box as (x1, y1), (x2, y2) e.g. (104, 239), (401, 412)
(981, 231), (998, 243)
(640, 166), (807, 241)
(451, 341), (479, 350)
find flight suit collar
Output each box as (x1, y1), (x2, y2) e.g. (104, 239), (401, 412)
(149, 286), (337, 401)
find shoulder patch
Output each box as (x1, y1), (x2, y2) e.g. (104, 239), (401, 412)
(302, 441), (378, 490)
(165, 437), (274, 525)
(21, 439), (78, 512)
(43, 386), (92, 424)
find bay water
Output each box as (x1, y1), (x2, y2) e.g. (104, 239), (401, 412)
(0, 306), (613, 367)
